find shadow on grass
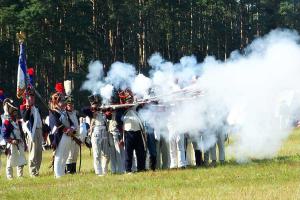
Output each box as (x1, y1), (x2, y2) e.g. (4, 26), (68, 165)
(252, 154), (300, 163)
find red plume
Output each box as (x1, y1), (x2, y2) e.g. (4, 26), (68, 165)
(27, 68), (35, 76)
(20, 104), (26, 111)
(55, 83), (64, 93)
(0, 88), (3, 96)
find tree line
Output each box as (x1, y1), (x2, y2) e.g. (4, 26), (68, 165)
(0, 0), (300, 110)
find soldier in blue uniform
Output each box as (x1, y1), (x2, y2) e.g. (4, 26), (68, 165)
(2, 98), (27, 179)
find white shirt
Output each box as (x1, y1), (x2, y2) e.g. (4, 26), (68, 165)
(123, 108), (142, 132)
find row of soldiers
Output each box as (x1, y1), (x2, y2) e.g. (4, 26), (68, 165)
(0, 85), (226, 179)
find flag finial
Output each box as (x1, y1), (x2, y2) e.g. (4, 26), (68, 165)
(16, 31), (26, 43)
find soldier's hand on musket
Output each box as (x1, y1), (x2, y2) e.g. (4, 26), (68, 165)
(64, 127), (74, 136)
(68, 131), (75, 137)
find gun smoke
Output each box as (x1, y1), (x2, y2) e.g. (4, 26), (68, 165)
(81, 29), (300, 161)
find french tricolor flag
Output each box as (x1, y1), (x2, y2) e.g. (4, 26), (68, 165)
(16, 43), (27, 98)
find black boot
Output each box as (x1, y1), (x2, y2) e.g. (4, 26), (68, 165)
(210, 160), (217, 168)
(66, 164), (72, 174)
(70, 163), (77, 174)
(195, 150), (201, 167)
(150, 156), (157, 171)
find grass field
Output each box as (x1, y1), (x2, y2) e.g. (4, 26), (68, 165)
(0, 130), (300, 200)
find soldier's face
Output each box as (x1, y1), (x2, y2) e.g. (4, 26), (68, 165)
(7, 105), (18, 118)
(26, 95), (35, 106)
(58, 100), (66, 110)
(66, 103), (73, 111)
(91, 104), (98, 112)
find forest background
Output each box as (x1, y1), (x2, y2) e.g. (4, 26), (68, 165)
(1, 0), (299, 110)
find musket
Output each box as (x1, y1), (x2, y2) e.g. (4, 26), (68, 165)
(95, 88), (201, 111)
(100, 103), (141, 110)
(138, 88), (203, 102)
(162, 93), (205, 103)
(98, 90), (204, 110)
(98, 100), (159, 111)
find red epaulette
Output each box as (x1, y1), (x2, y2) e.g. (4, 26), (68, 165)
(4, 119), (10, 126)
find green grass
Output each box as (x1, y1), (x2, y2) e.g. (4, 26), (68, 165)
(1, 130), (300, 200)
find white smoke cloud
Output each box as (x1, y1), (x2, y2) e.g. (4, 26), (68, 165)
(106, 61), (136, 90)
(100, 84), (114, 103)
(192, 29), (300, 160)
(81, 61), (105, 94)
(140, 29), (300, 161)
(81, 61), (137, 101)
(131, 74), (152, 98)
(212, 30), (300, 160)
(148, 52), (164, 70)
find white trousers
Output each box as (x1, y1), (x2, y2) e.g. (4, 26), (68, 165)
(28, 128), (43, 176)
(66, 140), (80, 164)
(186, 139), (195, 166)
(91, 127), (110, 175)
(169, 134), (186, 168)
(54, 134), (72, 178)
(109, 131), (125, 173)
(6, 142), (27, 179)
(6, 165), (24, 179)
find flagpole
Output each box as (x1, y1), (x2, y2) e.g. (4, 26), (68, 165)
(16, 31), (28, 99)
